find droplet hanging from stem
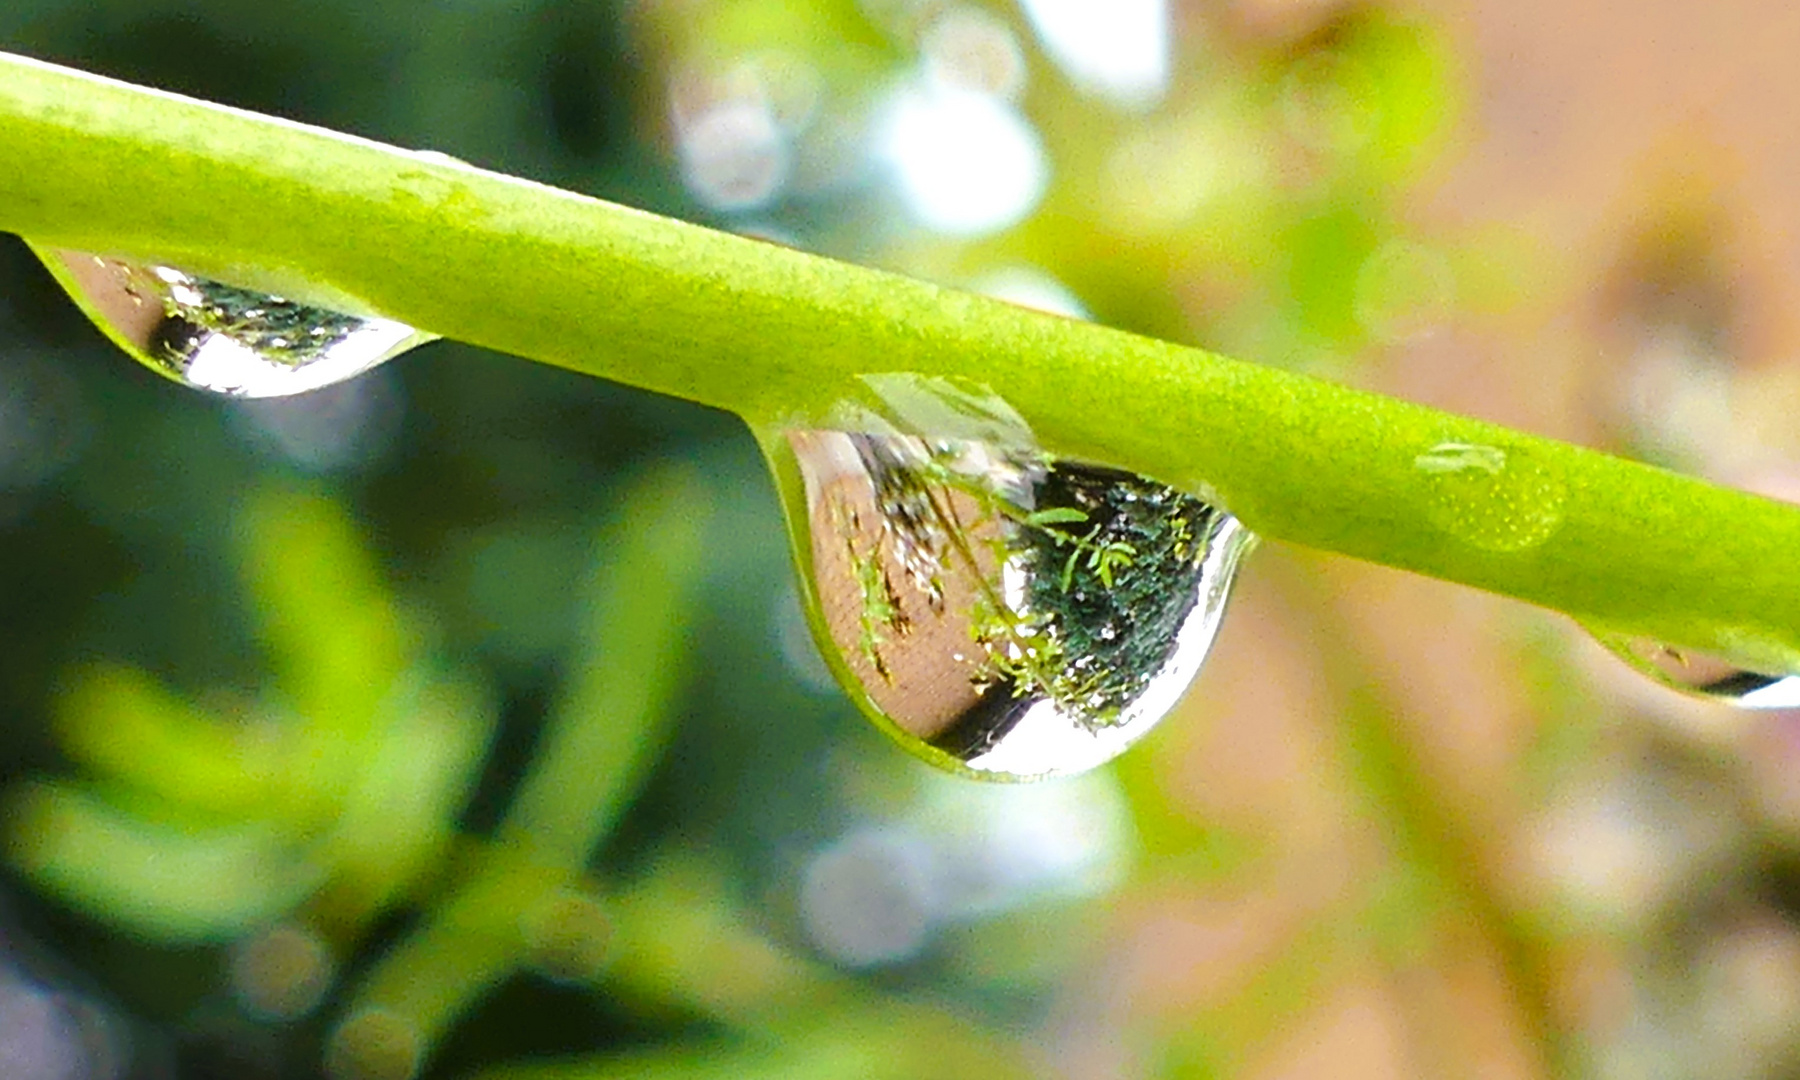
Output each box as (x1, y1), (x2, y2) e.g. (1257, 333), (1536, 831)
(767, 424), (1254, 780)
(32, 246), (432, 398)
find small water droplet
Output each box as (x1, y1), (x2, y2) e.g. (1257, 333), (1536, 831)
(1593, 632), (1800, 709)
(1414, 440), (1566, 553)
(769, 429), (1253, 780)
(34, 247), (431, 398)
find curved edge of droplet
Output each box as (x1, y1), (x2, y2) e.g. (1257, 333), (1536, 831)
(952, 511), (1258, 781)
(754, 422), (1006, 781)
(196, 318), (436, 399)
(1582, 619), (1800, 711)
(26, 241), (441, 398)
(26, 241), (180, 386)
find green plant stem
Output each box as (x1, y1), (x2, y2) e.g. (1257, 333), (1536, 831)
(0, 51), (1796, 663)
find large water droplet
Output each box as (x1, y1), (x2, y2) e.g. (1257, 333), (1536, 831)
(770, 429), (1253, 780)
(1593, 632), (1800, 710)
(34, 248), (431, 398)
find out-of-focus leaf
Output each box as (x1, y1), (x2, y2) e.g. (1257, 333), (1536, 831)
(502, 464), (714, 868)
(234, 486), (412, 746)
(52, 662), (287, 818)
(4, 780), (323, 941)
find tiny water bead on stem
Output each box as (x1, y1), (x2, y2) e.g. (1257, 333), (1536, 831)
(760, 373), (1254, 779)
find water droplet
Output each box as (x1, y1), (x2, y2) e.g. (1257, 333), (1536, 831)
(1414, 441), (1566, 552)
(34, 248), (431, 398)
(769, 429), (1253, 780)
(1593, 632), (1800, 709)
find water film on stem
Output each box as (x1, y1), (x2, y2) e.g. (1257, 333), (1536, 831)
(762, 374), (1256, 781)
(1413, 440), (1566, 554)
(33, 247), (433, 398)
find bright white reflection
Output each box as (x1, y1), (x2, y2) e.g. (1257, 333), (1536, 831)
(181, 319), (417, 398)
(878, 83), (1048, 236)
(1017, 0), (1170, 110)
(1737, 678), (1800, 710)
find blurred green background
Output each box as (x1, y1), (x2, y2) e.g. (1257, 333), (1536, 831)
(5, 1), (1800, 1078)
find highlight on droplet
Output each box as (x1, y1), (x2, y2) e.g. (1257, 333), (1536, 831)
(33, 247), (433, 398)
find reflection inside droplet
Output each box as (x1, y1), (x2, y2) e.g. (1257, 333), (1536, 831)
(34, 248), (431, 398)
(776, 430), (1252, 779)
(1596, 633), (1800, 710)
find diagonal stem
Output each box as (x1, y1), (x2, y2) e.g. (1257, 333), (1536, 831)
(0, 50), (1797, 668)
